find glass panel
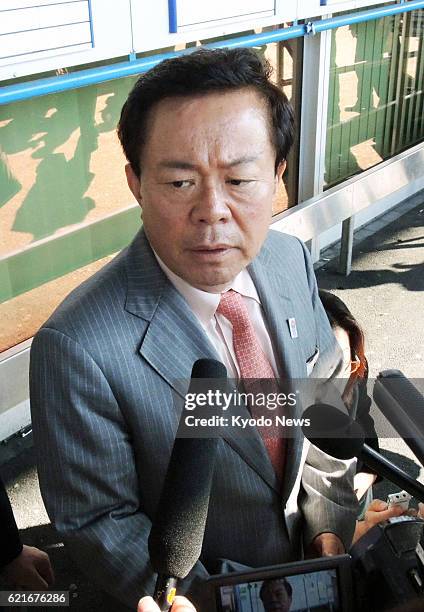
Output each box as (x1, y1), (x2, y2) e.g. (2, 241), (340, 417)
(325, 8), (424, 189)
(261, 36), (303, 214)
(1, 254), (115, 352)
(0, 75), (140, 353)
(0, 77), (138, 254)
(0, 35), (303, 354)
(276, 37), (303, 214)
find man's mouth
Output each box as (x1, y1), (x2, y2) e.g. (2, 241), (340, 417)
(189, 245), (234, 257)
(191, 245), (232, 251)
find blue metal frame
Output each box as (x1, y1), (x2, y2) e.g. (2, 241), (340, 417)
(87, 0), (95, 48)
(1, 0), (423, 105)
(313, 1), (422, 32)
(168, 0), (178, 33)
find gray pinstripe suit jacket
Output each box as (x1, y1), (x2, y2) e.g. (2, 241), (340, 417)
(30, 228), (357, 609)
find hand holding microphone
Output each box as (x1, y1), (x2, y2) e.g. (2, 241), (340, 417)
(138, 595), (196, 612)
(352, 499), (406, 544)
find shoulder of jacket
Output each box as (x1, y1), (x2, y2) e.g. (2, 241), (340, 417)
(266, 229), (303, 252)
(40, 247), (129, 337)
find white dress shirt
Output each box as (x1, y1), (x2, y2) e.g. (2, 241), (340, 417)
(153, 251), (279, 381)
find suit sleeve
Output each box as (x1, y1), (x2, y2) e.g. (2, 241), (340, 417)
(296, 239), (358, 551)
(30, 327), (209, 609)
(0, 474), (23, 568)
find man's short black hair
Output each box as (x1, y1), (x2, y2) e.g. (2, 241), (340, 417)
(117, 47), (294, 177)
(259, 577), (293, 601)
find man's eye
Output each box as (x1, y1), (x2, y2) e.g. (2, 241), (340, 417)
(169, 180), (192, 188)
(227, 179), (251, 186)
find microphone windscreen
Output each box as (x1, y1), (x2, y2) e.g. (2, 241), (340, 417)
(148, 359), (227, 579)
(191, 358), (227, 380)
(302, 403), (365, 460)
(374, 370), (424, 435)
(373, 370), (424, 465)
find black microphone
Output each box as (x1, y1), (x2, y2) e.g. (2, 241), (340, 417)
(373, 370), (424, 465)
(302, 402), (365, 459)
(148, 358), (227, 611)
(302, 403), (424, 502)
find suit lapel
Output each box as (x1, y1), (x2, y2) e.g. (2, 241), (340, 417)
(124, 230), (280, 493)
(124, 230), (217, 396)
(140, 286), (218, 397)
(249, 243), (308, 504)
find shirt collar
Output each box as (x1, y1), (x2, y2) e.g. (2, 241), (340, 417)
(152, 249), (261, 327)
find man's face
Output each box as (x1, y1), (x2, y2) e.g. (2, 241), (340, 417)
(261, 580), (292, 612)
(125, 88), (286, 292)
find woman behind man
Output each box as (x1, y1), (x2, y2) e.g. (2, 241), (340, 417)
(319, 289), (379, 509)
(318, 290), (409, 543)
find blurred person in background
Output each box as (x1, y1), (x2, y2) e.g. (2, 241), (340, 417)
(319, 290), (412, 545)
(0, 473), (54, 589)
(260, 577), (293, 612)
(319, 289), (380, 514)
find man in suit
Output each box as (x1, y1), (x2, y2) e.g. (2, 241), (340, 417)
(30, 48), (357, 610)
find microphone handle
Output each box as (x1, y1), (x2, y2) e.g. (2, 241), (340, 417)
(153, 575), (178, 611)
(361, 444), (424, 502)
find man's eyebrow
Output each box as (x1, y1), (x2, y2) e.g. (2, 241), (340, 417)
(158, 156), (259, 170)
(224, 155), (259, 167)
(159, 160), (197, 170)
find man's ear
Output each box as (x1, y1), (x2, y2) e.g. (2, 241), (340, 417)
(275, 160), (287, 185)
(125, 163), (143, 207)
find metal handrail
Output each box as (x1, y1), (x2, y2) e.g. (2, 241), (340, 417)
(0, 0), (423, 105)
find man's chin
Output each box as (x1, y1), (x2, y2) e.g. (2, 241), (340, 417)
(183, 266), (245, 293)
(190, 278), (236, 293)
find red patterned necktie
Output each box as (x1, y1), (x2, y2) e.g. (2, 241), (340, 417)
(216, 289), (286, 483)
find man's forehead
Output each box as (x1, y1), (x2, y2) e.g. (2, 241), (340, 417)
(157, 155), (262, 170)
(146, 89), (270, 136)
(153, 86), (267, 111)
(263, 581), (290, 594)
(147, 90), (268, 141)
(139, 88), (274, 169)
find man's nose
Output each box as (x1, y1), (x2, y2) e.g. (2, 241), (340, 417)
(191, 183), (231, 224)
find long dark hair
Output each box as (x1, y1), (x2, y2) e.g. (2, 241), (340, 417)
(319, 289), (367, 380)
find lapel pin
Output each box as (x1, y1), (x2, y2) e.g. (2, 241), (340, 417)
(288, 317), (298, 339)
